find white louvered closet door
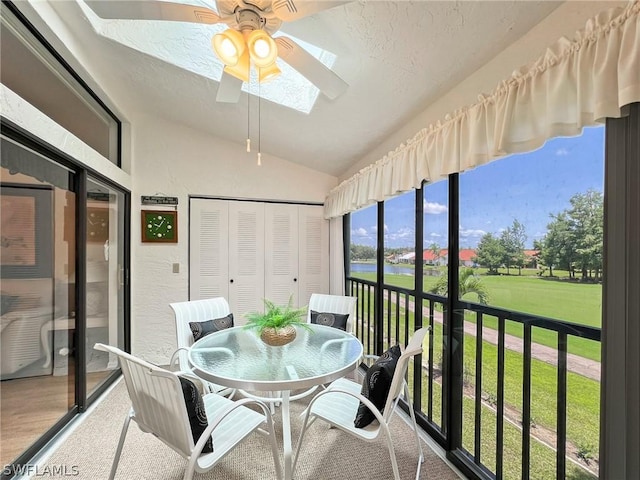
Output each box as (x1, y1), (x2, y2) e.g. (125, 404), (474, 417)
(264, 204), (299, 307)
(189, 198), (229, 301)
(297, 205), (329, 307)
(228, 201), (265, 322)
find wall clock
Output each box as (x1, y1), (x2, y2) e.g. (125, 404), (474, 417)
(141, 210), (178, 243)
(87, 207), (109, 242)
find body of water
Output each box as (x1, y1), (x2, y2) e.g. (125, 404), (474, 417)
(350, 263), (415, 275)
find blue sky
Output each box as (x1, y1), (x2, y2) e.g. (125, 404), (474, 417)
(351, 126), (605, 249)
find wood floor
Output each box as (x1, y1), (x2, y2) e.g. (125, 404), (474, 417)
(0, 369), (108, 466)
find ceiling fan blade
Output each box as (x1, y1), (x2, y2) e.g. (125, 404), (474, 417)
(216, 72), (243, 103)
(275, 36), (348, 100)
(271, 0), (350, 22)
(85, 1), (222, 24)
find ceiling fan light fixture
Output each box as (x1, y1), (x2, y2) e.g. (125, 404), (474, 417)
(259, 62), (281, 83)
(246, 29), (278, 68)
(212, 29), (245, 66)
(223, 49), (250, 82)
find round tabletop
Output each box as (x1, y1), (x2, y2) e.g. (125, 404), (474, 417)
(189, 324), (363, 391)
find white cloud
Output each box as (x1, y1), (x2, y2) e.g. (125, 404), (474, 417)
(459, 226), (486, 238)
(556, 148), (569, 156)
(429, 232), (441, 237)
(386, 227), (414, 242)
(424, 201), (448, 214)
(352, 227), (368, 236)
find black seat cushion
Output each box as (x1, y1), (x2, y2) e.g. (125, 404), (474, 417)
(310, 310), (350, 331)
(179, 376), (214, 453)
(189, 313), (234, 341)
(354, 344), (402, 428)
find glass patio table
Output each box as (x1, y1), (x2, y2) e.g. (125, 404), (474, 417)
(189, 323), (363, 480)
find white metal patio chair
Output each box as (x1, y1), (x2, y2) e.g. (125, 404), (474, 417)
(169, 297), (235, 397)
(306, 293), (358, 334)
(293, 327), (430, 480)
(94, 343), (282, 480)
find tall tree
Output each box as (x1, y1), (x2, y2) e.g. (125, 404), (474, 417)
(566, 189), (604, 279)
(500, 219), (527, 275)
(539, 212), (574, 277)
(474, 233), (504, 274)
(539, 190), (603, 280)
(428, 242), (441, 265)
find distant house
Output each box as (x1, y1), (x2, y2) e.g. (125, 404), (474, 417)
(423, 249), (446, 266)
(459, 249), (477, 267)
(523, 249), (540, 269)
(386, 253), (400, 264)
(422, 248), (477, 267)
(399, 252), (416, 264)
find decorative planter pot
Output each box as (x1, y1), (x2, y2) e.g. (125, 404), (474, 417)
(260, 325), (297, 346)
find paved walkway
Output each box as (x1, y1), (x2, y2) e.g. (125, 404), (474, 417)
(410, 302), (601, 381)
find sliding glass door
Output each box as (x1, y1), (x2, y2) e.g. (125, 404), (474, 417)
(0, 133), (129, 474)
(0, 137), (78, 467)
(84, 178), (126, 398)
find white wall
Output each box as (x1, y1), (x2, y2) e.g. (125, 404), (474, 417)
(130, 114), (338, 362)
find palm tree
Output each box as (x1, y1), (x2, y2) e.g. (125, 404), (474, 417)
(429, 242), (441, 265)
(429, 267), (489, 304)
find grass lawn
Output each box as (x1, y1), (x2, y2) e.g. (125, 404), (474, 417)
(352, 270), (602, 361)
(414, 369), (596, 479)
(354, 269), (602, 478)
(374, 301), (601, 472)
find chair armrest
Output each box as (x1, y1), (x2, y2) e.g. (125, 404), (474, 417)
(305, 386), (387, 427)
(193, 397), (275, 455)
(192, 346), (235, 357)
(171, 346), (235, 371)
(319, 337), (352, 355)
(169, 347), (190, 371)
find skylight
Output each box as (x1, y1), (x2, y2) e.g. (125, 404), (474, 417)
(78, 0), (337, 114)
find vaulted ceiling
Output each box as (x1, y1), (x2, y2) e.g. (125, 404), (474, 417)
(23, 1), (572, 177)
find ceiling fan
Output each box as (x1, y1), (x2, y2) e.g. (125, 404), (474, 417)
(85, 0), (350, 103)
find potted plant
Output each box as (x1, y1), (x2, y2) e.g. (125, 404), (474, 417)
(244, 297), (310, 346)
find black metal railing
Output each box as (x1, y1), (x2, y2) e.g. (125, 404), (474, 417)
(347, 275), (601, 480)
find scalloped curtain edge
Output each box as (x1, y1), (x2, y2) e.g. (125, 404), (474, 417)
(324, 2), (640, 219)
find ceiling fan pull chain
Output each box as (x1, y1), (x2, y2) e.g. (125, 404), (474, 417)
(257, 71), (262, 166)
(246, 73), (251, 153)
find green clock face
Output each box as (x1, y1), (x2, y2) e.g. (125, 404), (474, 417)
(142, 210), (177, 242)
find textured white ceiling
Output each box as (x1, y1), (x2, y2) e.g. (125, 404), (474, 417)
(41, 1), (566, 177)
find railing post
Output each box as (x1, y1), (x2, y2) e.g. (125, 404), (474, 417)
(414, 185), (425, 408)
(343, 213), (350, 296)
(557, 332), (568, 480)
(446, 173), (463, 451)
(375, 201), (385, 356)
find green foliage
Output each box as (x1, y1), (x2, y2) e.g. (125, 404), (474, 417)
(538, 190), (603, 280)
(350, 243), (376, 261)
(501, 219), (527, 274)
(576, 442), (596, 465)
(475, 233), (504, 273)
(429, 267), (490, 304)
(243, 296), (309, 334)
(428, 242), (441, 263)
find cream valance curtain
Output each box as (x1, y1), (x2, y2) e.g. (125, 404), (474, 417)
(324, 2), (640, 219)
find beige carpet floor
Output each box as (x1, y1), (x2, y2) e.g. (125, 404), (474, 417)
(40, 379), (461, 479)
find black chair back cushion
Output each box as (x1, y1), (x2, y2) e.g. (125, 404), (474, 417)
(354, 344), (402, 428)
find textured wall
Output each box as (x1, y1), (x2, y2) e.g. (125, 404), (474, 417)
(130, 114), (338, 362)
